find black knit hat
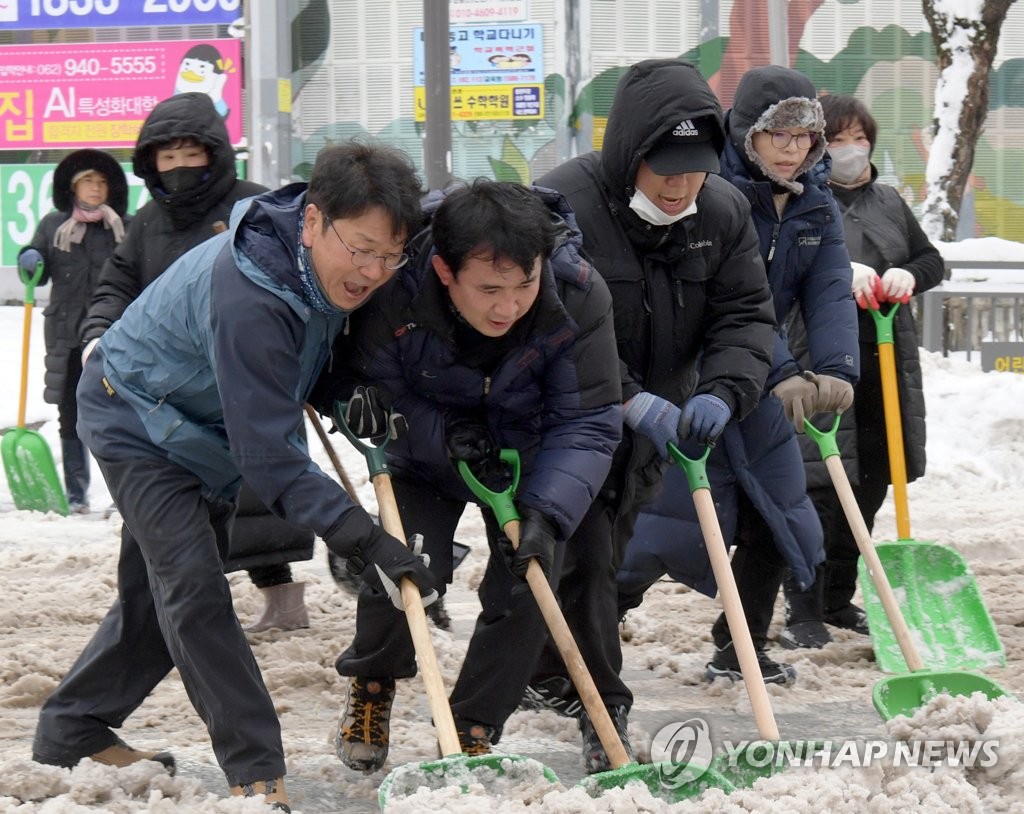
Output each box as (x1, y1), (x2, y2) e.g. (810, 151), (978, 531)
(52, 148), (129, 216)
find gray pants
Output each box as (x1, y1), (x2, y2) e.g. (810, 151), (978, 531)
(33, 357), (285, 785)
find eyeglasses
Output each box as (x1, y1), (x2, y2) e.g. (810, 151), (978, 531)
(328, 219), (409, 271)
(768, 131), (818, 150)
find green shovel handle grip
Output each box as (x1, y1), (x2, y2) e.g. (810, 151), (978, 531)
(666, 442), (712, 493)
(458, 449), (521, 527)
(802, 414), (842, 460)
(331, 400), (391, 478)
(867, 302), (899, 345)
(20, 261), (44, 306)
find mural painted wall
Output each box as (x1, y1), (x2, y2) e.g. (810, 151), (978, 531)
(291, 0), (1024, 241)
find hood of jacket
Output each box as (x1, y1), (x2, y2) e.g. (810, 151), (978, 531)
(726, 66), (826, 195)
(53, 148), (129, 216)
(227, 182), (311, 313)
(599, 59), (725, 205)
(132, 92), (238, 229)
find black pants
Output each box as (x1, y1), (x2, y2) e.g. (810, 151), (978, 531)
(335, 474), (563, 738)
(528, 486), (636, 711)
(57, 353), (90, 504)
(35, 359), (285, 785)
(807, 475), (888, 611)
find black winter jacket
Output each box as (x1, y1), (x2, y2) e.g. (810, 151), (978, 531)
(537, 59), (776, 514)
(81, 92), (266, 344)
(796, 168), (944, 489)
(321, 186), (623, 540)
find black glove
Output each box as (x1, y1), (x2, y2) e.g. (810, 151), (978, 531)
(326, 509), (437, 610)
(511, 506), (559, 580)
(445, 413), (501, 476)
(339, 386), (407, 442)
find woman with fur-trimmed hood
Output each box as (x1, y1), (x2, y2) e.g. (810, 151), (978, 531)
(16, 149), (130, 512)
(623, 66), (859, 685)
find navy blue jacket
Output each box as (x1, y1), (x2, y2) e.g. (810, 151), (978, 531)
(324, 186), (623, 539)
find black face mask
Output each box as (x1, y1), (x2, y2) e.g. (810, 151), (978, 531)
(159, 165), (209, 195)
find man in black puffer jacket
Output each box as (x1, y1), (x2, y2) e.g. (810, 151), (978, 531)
(521, 60), (776, 771)
(81, 92), (314, 632)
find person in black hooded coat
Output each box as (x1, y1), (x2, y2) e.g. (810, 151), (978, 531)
(80, 92), (314, 632)
(520, 59), (776, 770)
(16, 149), (129, 512)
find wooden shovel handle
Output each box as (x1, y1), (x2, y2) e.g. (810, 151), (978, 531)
(823, 456), (924, 671)
(371, 472), (463, 757)
(693, 488), (780, 741)
(504, 518), (632, 769)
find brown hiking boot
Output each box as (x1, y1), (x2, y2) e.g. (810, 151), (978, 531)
(229, 776), (290, 811)
(89, 738), (176, 775)
(335, 677), (396, 773)
(454, 718), (496, 756)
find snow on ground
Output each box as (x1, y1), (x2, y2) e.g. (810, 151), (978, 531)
(1, 303), (1023, 812)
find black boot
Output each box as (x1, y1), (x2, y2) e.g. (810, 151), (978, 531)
(708, 544), (795, 685)
(779, 564), (832, 649)
(61, 438), (90, 513)
(824, 559), (869, 634)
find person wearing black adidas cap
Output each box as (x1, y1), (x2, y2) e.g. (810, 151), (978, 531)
(519, 59), (776, 772)
(623, 65), (860, 683)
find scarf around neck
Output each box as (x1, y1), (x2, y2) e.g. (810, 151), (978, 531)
(53, 200), (125, 252)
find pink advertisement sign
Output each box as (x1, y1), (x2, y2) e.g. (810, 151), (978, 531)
(0, 39), (243, 149)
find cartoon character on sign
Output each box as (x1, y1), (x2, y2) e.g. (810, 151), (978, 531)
(174, 44), (235, 118)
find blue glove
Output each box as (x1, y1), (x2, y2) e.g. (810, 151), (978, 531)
(679, 394), (731, 444)
(19, 249), (43, 273)
(623, 391), (681, 459)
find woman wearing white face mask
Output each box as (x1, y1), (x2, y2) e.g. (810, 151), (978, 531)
(780, 94), (945, 648)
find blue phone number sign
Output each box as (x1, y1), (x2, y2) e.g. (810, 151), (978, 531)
(0, 0), (241, 30)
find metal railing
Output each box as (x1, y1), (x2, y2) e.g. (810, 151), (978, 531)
(919, 261), (1024, 359)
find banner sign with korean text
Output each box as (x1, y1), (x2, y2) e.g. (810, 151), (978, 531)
(0, 0), (241, 31)
(412, 22), (544, 122)
(0, 38), (242, 149)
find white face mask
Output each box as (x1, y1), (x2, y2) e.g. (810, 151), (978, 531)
(828, 144), (870, 185)
(628, 188), (698, 226)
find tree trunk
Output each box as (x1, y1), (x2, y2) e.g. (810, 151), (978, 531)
(921, 0), (1013, 242)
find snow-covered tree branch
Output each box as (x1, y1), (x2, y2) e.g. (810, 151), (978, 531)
(921, 0), (1015, 242)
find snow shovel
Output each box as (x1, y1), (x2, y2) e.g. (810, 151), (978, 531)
(460, 449), (739, 802)
(1, 261), (68, 515)
(859, 304), (1004, 673)
(664, 442), (813, 790)
(330, 407), (558, 810)
(803, 416), (1009, 720)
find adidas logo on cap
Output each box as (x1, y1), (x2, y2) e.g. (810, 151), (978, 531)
(671, 119), (700, 137)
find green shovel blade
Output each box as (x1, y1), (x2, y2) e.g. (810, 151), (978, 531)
(872, 668), (1009, 721)
(579, 760), (736, 802)
(378, 753), (558, 809)
(858, 540), (1005, 673)
(2, 428), (69, 515)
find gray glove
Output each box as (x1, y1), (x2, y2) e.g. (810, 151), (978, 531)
(772, 372), (818, 432)
(812, 373), (855, 415)
(19, 248), (43, 273)
(340, 386), (407, 443)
